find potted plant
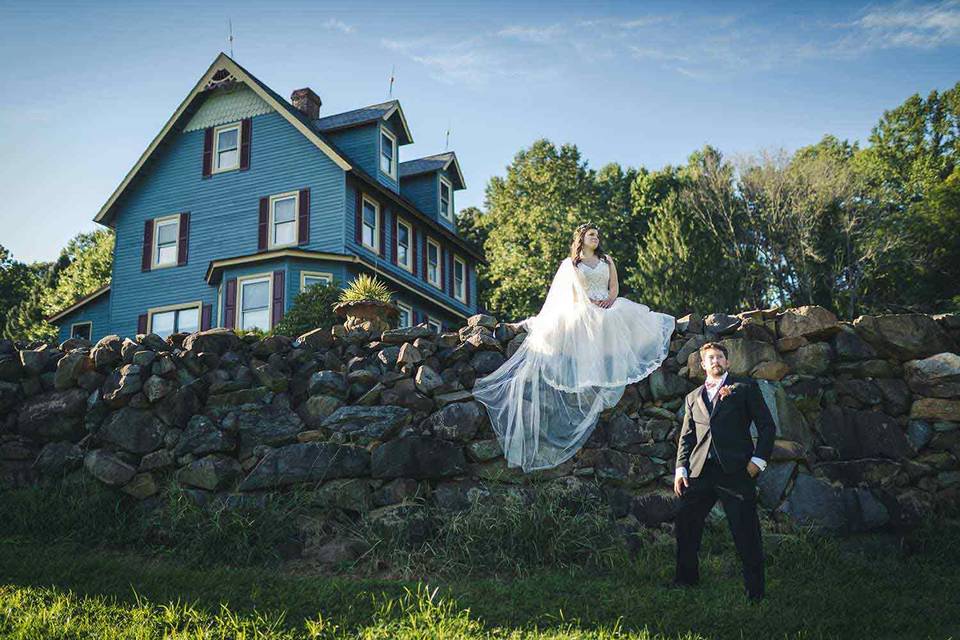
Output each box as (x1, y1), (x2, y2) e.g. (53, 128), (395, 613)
(333, 273), (399, 333)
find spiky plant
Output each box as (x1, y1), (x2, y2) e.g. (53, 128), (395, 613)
(338, 273), (394, 304)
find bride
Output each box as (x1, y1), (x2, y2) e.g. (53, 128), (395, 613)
(472, 223), (676, 472)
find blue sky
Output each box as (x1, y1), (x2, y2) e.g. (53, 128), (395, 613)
(1, 0), (958, 263)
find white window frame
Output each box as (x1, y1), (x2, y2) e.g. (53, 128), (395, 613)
(426, 316), (442, 334)
(152, 214), (180, 269)
(426, 237), (442, 288)
(212, 121), (242, 174)
(438, 175), (453, 221)
(147, 301), (202, 337)
(379, 127), (397, 179)
(453, 255), (467, 303)
(361, 195), (380, 253)
(236, 273), (274, 331)
(396, 216), (413, 272)
(269, 191), (299, 249)
(396, 301), (413, 328)
(300, 271), (334, 291)
(70, 321), (92, 341)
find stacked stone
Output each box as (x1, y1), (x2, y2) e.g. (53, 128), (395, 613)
(0, 305), (957, 543)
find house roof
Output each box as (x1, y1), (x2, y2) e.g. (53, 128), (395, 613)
(316, 100), (413, 145)
(91, 53), (482, 262)
(47, 284), (111, 323)
(398, 152), (466, 190)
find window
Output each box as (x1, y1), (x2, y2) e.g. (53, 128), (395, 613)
(153, 215), (180, 268)
(148, 304), (200, 339)
(270, 193), (298, 248)
(213, 122), (241, 173)
(396, 302), (413, 328)
(439, 176), (452, 221)
(361, 196), (379, 251)
(426, 238), (441, 287)
(380, 128), (397, 178)
(427, 317), (442, 334)
(396, 218), (413, 271)
(301, 271), (333, 291)
(453, 255), (466, 302)
(70, 322), (92, 341)
(238, 275), (272, 331)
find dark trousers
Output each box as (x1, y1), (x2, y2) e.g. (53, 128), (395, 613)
(674, 457), (765, 598)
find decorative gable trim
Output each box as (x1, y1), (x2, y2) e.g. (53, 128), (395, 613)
(94, 53), (351, 226)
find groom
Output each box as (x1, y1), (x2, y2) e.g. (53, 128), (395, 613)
(673, 342), (776, 601)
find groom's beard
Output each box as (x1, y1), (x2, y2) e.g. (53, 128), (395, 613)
(707, 364), (726, 378)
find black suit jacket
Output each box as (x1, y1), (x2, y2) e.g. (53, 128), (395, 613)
(675, 375), (776, 478)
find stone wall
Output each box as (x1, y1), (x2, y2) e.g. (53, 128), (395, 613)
(1, 306), (959, 537)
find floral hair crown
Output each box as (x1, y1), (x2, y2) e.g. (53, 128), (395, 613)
(576, 222), (599, 234)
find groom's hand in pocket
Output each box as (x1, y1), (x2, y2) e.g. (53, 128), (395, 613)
(746, 461), (761, 478)
(674, 475), (689, 497)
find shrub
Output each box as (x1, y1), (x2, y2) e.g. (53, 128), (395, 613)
(272, 281), (341, 337)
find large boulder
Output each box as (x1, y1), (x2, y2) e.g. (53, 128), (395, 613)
(33, 441), (83, 476)
(371, 436), (468, 479)
(98, 407), (166, 454)
(904, 353), (960, 399)
(817, 406), (914, 459)
(175, 415), (237, 457)
(16, 389), (88, 442)
(53, 350), (92, 390)
(422, 401), (487, 442)
(229, 402), (303, 452)
(84, 449), (137, 486)
(755, 381), (814, 449)
(91, 335), (123, 370)
(778, 306), (841, 340)
(177, 454), (242, 491)
(321, 405), (411, 440)
(307, 370), (348, 398)
(910, 398), (960, 422)
(757, 461), (796, 509)
(181, 328), (242, 355)
(783, 342), (833, 376)
(238, 442), (371, 490)
(853, 314), (955, 361)
(649, 369), (690, 401)
(832, 325), (878, 361)
(718, 339), (780, 377)
(777, 473), (846, 531)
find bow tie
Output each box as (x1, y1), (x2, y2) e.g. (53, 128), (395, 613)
(705, 380), (722, 390)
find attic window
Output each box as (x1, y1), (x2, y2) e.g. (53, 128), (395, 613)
(439, 176), (452, 221)
(380, 128), (397, 178)
(213, 122), (241, 172)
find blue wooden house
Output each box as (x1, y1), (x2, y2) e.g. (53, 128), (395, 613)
(50, 53), (483, 343)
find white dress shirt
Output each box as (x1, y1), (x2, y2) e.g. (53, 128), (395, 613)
(676, 372), (767, 479)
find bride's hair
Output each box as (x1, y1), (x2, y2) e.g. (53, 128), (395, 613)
(570, 223), (608, 265)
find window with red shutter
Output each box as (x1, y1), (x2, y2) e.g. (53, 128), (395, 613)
(141, 220), (154, 272)
(177, 212), (190, 266)
(239, 118), (252, 170)
(224, 278), (237, 329)
(258, 197), (269, 251)
(202, 128), (214, 178)
(298, 188), (310, 245)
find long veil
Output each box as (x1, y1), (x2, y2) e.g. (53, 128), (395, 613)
(472, 257), (675, 472)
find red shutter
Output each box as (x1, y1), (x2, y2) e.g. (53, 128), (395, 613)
(354, 190), (362, 244)
(177, 212), (190, 266)
(224, 278), (237, 329)
(298, 188), (310, 246)
(141, 219), (154, 272)
(466, 263), (471, 305)
(137, 314), (148, 335)
(271, 270), (285, 328)
(201, 304), (212, 330)
(412, 309), (419, 325)
(392, 216), (398, 264)
(239, 118), (252, 171)
(258, 197), (269, 251)
(202, 127), (213, 178)
(411, 229), (418, 275)
(422, 235), (429, 282)
(379, 207), (387, 256)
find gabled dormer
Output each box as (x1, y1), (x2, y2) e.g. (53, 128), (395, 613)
(398, 152), (466, 230)
(316, 100), (412, 193)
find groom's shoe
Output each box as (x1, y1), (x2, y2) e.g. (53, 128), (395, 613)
(670, 577), (698, 589)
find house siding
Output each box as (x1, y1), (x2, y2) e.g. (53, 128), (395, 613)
(54, 292), (112, 344)
(400, 173), (437, 220)
(326, 125), (378, 180)
(110, 109), (346, 337)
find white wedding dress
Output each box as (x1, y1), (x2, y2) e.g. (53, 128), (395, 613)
(473, 257), (676, 472)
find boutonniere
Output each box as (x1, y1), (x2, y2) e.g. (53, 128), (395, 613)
(717, 385), (734, 401)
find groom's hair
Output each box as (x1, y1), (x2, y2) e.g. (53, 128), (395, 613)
(699, 342), (729, 358)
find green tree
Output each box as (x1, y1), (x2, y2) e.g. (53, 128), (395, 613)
(480, 139), (601, 320)
(272, 281), (341, 337)
(0, 246), (45, 335)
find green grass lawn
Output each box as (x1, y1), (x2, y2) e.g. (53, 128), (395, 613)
(2, 518), (958, 640)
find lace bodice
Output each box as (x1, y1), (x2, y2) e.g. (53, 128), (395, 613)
(577, 258), (610, 300)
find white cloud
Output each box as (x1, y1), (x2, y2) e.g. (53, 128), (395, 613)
(855, 0), (960, 48)
(497, 24), (565, 43)
(322, 18), (355, 34)
(629, 46), (690, 62)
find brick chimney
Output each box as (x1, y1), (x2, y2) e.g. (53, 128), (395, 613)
(290, 88), (321, 120)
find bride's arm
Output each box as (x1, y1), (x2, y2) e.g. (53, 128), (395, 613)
(601, 255), (619, 307)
